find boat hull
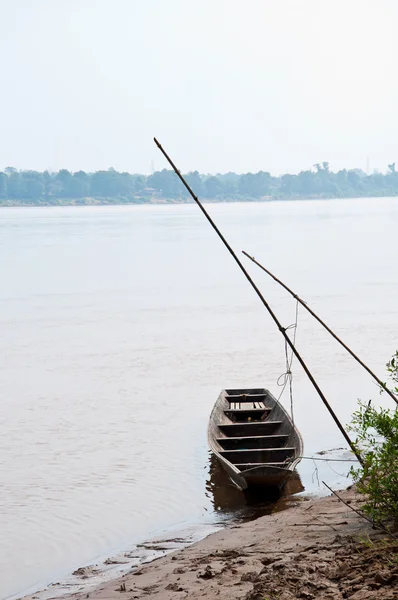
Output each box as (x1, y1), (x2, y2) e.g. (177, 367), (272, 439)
(216, 455), (295, 491)
(208, 388), (303, 491)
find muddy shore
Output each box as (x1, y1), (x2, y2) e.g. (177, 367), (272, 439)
(22, 486), (397, 600)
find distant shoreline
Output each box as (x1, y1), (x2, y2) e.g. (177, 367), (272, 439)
(1, 194), (398, 208)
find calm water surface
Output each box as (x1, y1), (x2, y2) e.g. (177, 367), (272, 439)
(0, 199), (397, 599)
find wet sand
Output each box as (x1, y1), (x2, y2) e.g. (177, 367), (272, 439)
(22, 487), (397, 600)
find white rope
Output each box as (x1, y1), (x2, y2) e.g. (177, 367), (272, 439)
(298, 456), (358, 462)
(276, 299), (299, 424)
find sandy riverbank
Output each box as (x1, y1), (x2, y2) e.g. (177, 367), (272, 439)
(22, 487), (397, 600)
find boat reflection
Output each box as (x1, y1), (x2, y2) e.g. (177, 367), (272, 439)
(205, 452), (305, 521)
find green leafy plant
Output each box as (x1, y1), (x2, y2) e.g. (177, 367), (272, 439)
(349, 352), (398, 527)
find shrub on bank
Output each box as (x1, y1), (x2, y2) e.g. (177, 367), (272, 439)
(349, 352), (398, 528)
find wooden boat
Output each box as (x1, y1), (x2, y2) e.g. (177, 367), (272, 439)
(208, 388), (303, 491)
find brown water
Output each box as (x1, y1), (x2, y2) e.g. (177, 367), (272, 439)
(0, 199), (397, 599)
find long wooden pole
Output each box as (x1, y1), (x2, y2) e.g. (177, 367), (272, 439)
(242, 251), (397, 406)
(154, 137), (363, 465)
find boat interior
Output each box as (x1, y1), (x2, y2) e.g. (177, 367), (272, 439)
(214, 388), (298, 473)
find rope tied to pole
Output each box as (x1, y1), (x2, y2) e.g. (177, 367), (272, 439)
(276, 300), (300, 425)
(242, 250), (398, 406)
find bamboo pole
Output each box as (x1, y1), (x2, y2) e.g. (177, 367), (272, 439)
(153, 137), (363, 465)
(242, 251), (397, 406)
(322, 481), (397, 539)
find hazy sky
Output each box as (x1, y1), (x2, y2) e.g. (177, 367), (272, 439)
(1, 0), (398, 174)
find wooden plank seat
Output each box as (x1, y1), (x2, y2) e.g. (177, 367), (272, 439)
(220, 447), (296, 464)
(224, 407), (271, 422)
(216, 434), (289, 450)
(226, 393), (267, 400)
(225, 388), (264, 396)
(218, 421), (283, 437)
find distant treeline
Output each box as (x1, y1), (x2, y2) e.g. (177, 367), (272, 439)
(1, 162), (398, 205)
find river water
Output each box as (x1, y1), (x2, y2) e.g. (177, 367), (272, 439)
(0, 198), (397, 599)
